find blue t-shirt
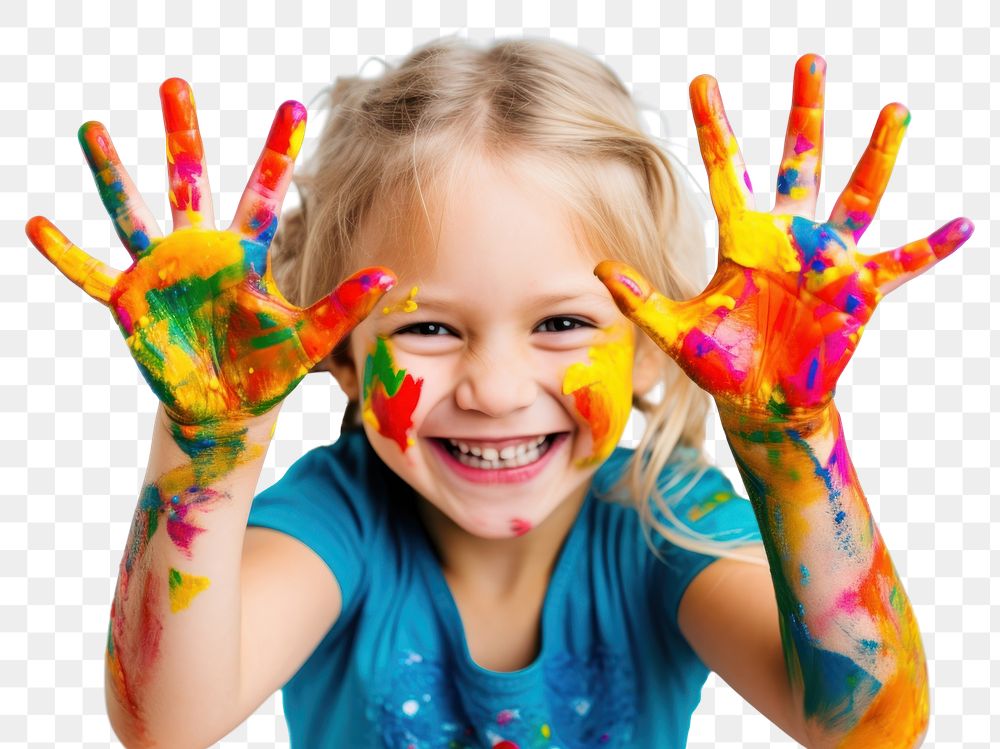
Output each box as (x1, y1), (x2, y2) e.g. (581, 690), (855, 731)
(247, 428), (761, 748)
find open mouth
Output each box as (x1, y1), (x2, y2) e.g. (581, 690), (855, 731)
(433, 433), (564, 470)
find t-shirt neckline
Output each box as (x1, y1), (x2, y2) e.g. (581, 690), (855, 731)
(411, 487), (593, 688)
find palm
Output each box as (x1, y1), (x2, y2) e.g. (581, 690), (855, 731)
(598, 55), (972, 414)
(27, 79), (393, 426)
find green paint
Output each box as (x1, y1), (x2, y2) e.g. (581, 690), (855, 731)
(168, 567), (183, 590)
(251, 325), (295, 349)
(256, 311), (278, 329)
(364, 337), (406, 397)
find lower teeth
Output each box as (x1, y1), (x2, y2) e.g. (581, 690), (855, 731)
(450, 439), (550, 469)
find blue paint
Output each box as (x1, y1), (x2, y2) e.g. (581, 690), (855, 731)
(844, 294), (861, 314)
(777, 167), (799, 195)
(834, 510), (846, 524)
(241, 238), (269, 276)
(807, 358), (819, 390)
(800, 564), (810, 586)
(859, 639), (879, 653)
(129, 229), (151, 251)
(790, 216), (847, 265)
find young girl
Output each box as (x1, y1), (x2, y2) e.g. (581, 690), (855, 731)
(26, 38), (971, 748)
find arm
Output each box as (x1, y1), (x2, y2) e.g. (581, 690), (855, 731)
(598, 54), (973, 746)
(25, 78), (393, 747)
(712, 400), (927, 746)
(105, 404), (273, 746)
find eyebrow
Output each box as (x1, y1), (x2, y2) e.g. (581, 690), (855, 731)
(389, 291), (614, 314)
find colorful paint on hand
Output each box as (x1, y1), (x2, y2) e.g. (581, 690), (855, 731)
(363, 336), (423, 452)
(561, 326), (634, 465)
(595, 54), (970, 743)
(27, 76), (397, 744)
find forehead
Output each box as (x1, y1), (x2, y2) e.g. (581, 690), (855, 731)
(357, 153), (613, 312)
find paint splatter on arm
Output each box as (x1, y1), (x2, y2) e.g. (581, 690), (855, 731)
(27, 79), (397, 744)
(597, 54), (974, 746)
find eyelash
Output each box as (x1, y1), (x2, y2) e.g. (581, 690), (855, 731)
(394, 317), (593, 337)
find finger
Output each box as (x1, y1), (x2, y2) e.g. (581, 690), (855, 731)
(229, 101), (307, 249)
(78, 121), (164, 258)
(861, 217), (974, 297)
(160, 78), (215, 230)
(828, 103), (910, 243)
(297, 268), (397, 365)
(594, 260), (707, 357)
(690, 74), (753, 221)
(774, 54), (826, 217)
(25, 216), (121, 305)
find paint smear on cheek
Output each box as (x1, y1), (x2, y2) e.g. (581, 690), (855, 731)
(561, 328), (634, 466)
(363, 337), (423, 452)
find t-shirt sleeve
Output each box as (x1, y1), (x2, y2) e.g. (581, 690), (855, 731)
(246, 431), (376, 614)
(646, 455), (763, 634)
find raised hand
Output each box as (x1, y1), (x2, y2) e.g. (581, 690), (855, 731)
(597, 54), (973, 416)
(26, 79), (395, 428)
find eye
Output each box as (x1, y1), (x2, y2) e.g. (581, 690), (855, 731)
(535, 316), (593, 333)
(394, 322), (455, 337)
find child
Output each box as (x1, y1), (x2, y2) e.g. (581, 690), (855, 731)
(25, 38), (971, 748)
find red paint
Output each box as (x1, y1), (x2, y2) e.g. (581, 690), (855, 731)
(509, 518), (532, 536)
(369, 374), (422, 451)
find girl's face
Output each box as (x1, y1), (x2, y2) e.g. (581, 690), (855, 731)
(334, 155), (658, 540)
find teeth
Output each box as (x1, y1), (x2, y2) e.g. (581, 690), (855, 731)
(446, 435), (554, 470)
(447, 435), (548, 457)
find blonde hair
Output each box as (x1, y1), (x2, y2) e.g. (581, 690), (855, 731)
(271, 36), (762, 564)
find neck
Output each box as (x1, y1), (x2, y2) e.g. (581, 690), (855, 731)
(415, 484), (589, 600)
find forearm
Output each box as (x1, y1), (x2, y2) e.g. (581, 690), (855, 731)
(106, 403), (277, 748)
(718, 400), (928, 748)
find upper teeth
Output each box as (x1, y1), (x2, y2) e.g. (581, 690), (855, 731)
(448, 435), (546, 460)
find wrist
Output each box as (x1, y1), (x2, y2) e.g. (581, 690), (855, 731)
(714, 395), (838, 440)
(156, 403), (280, 462)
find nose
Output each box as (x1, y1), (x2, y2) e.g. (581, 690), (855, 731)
(454, 344), (539, 418)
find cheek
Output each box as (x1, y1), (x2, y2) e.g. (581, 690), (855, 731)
(360, 337), (423, 453)
(561, 329), (635, 465)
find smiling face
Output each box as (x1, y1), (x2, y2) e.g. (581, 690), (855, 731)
(330, 152), (659, 540)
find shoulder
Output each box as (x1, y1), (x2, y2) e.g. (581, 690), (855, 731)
(593, 443), (758, 542)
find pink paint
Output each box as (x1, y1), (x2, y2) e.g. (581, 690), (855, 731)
(794, 133), (814, 154)
(509, 518), (532, 536)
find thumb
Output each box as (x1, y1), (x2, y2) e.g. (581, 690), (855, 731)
(594, 260), (702, 358)
(297, 267), (396, 365)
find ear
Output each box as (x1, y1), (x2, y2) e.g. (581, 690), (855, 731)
(631, 328), (663, 399)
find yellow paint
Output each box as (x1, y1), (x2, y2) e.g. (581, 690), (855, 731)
(705, 293), (735, 311)
(287, 119), (306, 159)
(721, 212), (802, 273)
(562, 326), (635, 466)
(382, 285), (420, 315)
(168, 569), (211, 613)
(541, 724), (551, 738)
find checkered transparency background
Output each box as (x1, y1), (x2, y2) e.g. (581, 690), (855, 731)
(0, 0), (996, 746)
